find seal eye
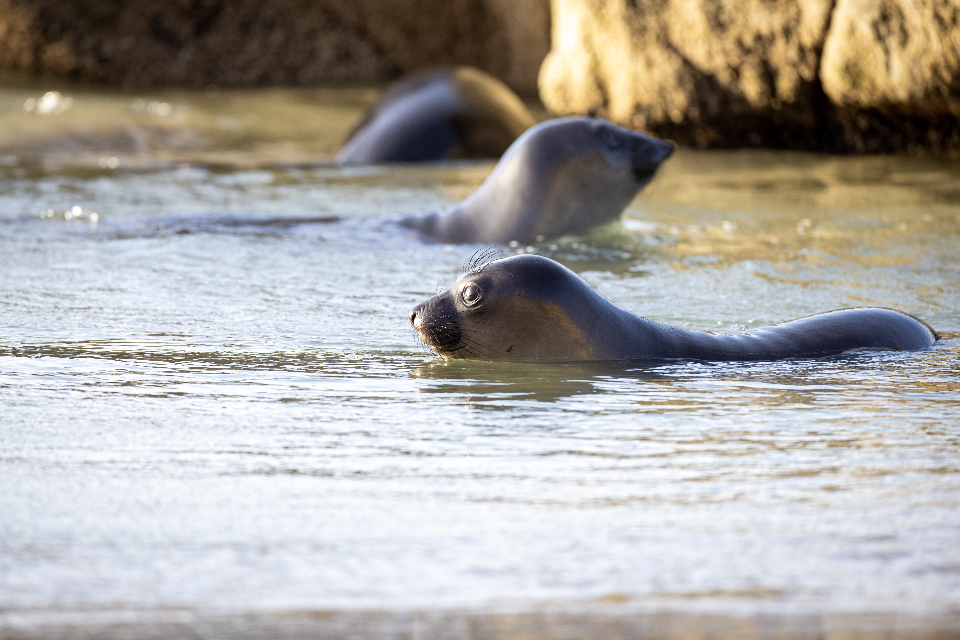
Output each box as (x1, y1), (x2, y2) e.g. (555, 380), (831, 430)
(601, 127), (623, 150)
(461, 283), (483, 306)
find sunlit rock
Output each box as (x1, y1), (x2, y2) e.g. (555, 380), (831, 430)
(822, 0), (960, 112)
(819, 0), (960, 151)
(539, 0), (960, 152)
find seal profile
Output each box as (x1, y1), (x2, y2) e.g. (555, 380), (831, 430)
(336, 67), (535, 163)
(400, 117), (675, 244)
(410, 254), (939, 362)
(90, 116), (674, 245)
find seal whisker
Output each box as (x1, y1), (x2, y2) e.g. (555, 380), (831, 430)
(461, 342), (495, 360)
(410, 326), (435, 356)
(443, 335), (492, 361)
(459, 325), (500, 340)
(463, 247), (501, 277)
(458, 346), (489, 361)
(451, 328), (499, 359)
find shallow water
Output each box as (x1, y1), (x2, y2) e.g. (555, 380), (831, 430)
(1, 82), (959, 636)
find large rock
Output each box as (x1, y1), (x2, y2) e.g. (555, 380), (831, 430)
(820, 0), (960, 150)
(822, 0), (960, 112)
(0, 0), (549, 94)
(539, 0), (960, 152)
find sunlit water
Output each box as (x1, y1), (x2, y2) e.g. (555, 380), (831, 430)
(1, 81), (959, 636)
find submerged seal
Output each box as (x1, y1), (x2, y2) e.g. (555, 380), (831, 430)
(400, 117), (675, 244)
(410, 254), (939, 362)
(336, 67), (535, 163)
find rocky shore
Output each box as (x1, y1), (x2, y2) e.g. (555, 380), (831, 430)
(1, 0), (958, 152)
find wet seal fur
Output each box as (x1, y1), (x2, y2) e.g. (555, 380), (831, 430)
(337, 67), (535, 163)
(400, 117), (674, 244)
(410, 254), (939, 362)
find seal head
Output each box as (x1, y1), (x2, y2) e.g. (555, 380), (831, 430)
(401, 117), (675, 244)
(336, 67), (535, 163)
(410, 255), (631, 361)
(410, 255), (939, 362)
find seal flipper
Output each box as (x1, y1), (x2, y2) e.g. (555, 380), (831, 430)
(399, 210), (441, 238)
(398, 207), (489, 244)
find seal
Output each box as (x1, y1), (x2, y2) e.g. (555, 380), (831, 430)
(409, 254), (939, 362)
(336, 67), (536, 163)
(121, 117), (672, 246)
(400, 117), (675, 244)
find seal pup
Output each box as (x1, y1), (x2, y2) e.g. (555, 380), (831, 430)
(400, 117), (675, 244)
(409, 254), (938, 362)
(336, 67), (535, 163)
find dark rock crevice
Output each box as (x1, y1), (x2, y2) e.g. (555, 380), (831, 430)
(0, 0), (549, 93)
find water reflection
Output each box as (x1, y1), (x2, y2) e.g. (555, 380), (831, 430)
(1, 78), (377, 167)
(410, 359), (660, 404)
(408, 341), (960, 421)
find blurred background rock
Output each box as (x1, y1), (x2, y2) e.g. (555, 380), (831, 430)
(1, 0), (958, 152)
(541, 0), (960, 152)
(0, 0), (550, 94)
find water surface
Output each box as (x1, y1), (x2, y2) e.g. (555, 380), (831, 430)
(1, 82), (959, 638)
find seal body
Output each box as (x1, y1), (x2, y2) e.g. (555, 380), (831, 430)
(336, 67), (535, 163)
(409, 255), (938, 362)
(400, 117), (674, 244)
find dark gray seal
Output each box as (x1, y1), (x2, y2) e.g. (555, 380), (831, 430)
(400, 116), (674, 244)
(409, 254), (939, 362)
(336, 67), (535, 163)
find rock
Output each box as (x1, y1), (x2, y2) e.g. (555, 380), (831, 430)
(0, 0), (550, 94)
(820, 0), (960, 151)
(540, 0), (835, 148)
(4, 0), (958, 152)
(539, 0), (960, 152)
(822, 0), (960, 113)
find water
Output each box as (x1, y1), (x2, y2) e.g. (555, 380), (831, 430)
(1, 81), (959, 638)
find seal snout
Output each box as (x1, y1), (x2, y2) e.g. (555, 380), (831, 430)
(632, 135), (675, 179)
(656, 138), (675, 160)
(409, 298), (463, 354)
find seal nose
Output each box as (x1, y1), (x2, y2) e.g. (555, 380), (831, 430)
(632, 134), (675, 178)
(409, 300), (430, 330)
(657, 139), (675, 161)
